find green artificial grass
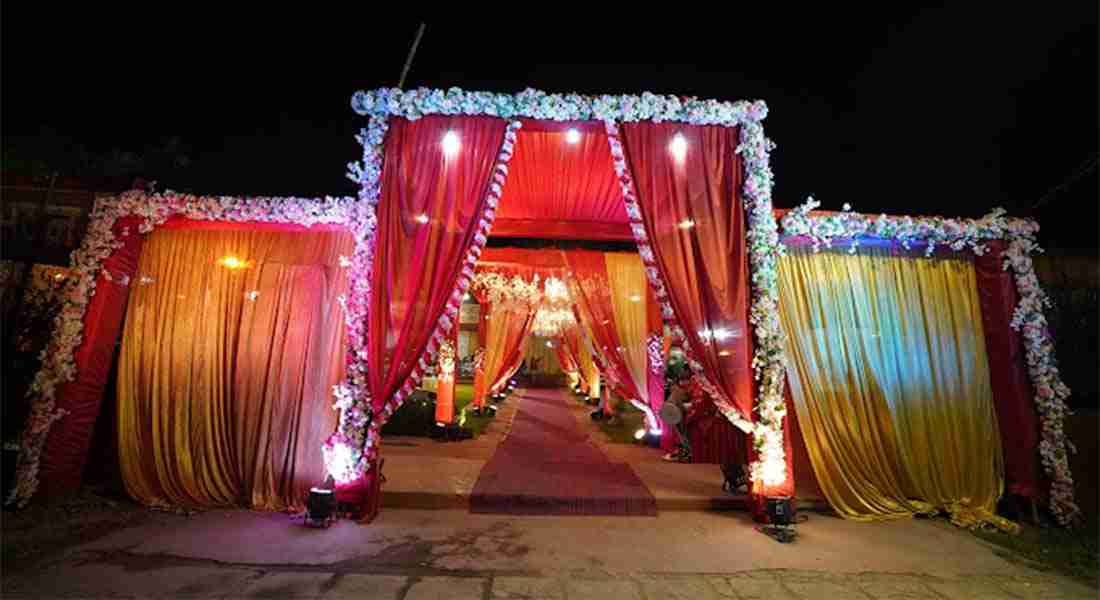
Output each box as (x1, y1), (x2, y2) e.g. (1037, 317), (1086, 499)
(381, 383), (495, 438)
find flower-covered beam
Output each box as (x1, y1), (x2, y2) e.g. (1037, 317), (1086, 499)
(779, 198), (1079, 525)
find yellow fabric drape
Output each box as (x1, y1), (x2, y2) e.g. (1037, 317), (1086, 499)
(577, 330), (600, 399)
(118, 227), (352, 511)
(777, 245), (1013, 530)
(604, 253), (656, 408)
(480, 303), (531, 395)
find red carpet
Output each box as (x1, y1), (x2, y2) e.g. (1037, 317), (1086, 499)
(470, 388), (657, 516)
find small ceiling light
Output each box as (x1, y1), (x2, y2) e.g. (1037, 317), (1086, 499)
(246, 291), (260, 301)
(53, 273), (64, 280)
(463, 292), (471, 300)
(669, 133), (688, 162)
(442, 130), (461, 156)
(718, 350), (731, 357)
(565, 128), (581, 144)
(546, 340), (554, 348)
(678, 219), (695, 229)
(414, 213), (429, 224)
(629, 295), (642, 302)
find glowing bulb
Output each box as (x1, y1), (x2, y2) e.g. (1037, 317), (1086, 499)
(565, 128), (581, 144)
(442, 130), (461, 155)
(634, 428), (647, 441)
(414, 213), (429, 224)
(463, 293), (471, 300)
(546, 340), (553, 348)
(220, 256), (246, 269)
(53, 273), (64, 280)
(629, 295), (641, 302)
(678, 219), (695, 229)
(718, 350), (731, 357)
(246, 291), (260, 301)
(669, 133), (688, 162)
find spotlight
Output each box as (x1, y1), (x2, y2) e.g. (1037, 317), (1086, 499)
(629, 295), (641, 302)
(634, 428), (646, 441)
(678, 219), (695, 230)
(669, 133), (688, 162)
(304, 487), (335, 528)
(565, 128), (581, 144)
(759, 496), (797, 543)
(442, 130), (461, 156)
(414, 213), (429, 224)
(546, 340), (553, 348)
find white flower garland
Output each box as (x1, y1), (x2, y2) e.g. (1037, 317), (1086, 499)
(353, 87), (767, 126)
(780, 198), (1079, 525)
(735, 120), (790, 489)
(8, 191), (375, 505)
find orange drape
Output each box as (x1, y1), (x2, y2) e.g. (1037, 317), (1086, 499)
(117, 227), (352, 510)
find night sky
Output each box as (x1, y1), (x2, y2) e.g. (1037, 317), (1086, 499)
(4, 7), (1096, 250)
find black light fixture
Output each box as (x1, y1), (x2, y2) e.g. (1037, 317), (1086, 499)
(305, 487), (335, 528)
(759, 496), (797, 543)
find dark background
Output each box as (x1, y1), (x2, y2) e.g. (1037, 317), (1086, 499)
(3, 7), (1096, 251)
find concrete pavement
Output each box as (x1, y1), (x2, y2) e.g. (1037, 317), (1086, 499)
(3, 508), (1095, 598)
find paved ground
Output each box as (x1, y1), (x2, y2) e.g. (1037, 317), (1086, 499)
(3, 507), (1095, 598)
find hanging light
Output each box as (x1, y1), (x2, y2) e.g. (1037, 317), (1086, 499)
(629, 294), (641, 302)
(565, 128), (581, 144)
(414, 213), (429, 224)
(442, 130), (461, 156)
(669, 133), (688, 162)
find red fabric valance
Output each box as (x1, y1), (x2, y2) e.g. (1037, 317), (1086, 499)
(494, 128), (629, 240)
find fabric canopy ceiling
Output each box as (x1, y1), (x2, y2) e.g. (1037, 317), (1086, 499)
(492, 124), (631, 241)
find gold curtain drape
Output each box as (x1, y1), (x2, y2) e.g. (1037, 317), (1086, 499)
(480, 303), (532, 395)
(604, 253), (656, 408)
(777, 245), (1012, 529)
(117, 227), (352, 511)
(577, 330), (600, 400)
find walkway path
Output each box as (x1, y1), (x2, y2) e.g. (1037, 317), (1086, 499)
(469, 388), (657, 515)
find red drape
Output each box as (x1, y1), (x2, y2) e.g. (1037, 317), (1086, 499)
(370, 115), (507, 416)
(617, 122), (754, 423)
(38, 216), (145, 498)
(974, 241), (1041, 499)
(489, 308), (536, 395)
(552, 339), (578, 374)
(493, 125), (630, 240)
